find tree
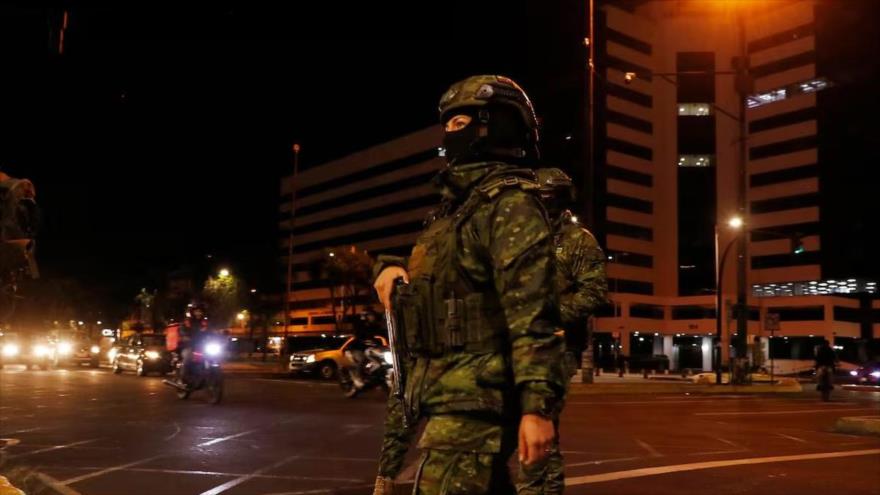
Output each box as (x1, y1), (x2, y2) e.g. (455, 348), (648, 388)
(320, 246), (373, 329)
(203, 272), (244, 330)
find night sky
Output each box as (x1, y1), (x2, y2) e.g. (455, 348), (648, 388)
(1, 3), (584, 312)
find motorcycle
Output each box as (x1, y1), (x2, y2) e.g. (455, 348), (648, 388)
(163, 339), (225, 404)
(339, 345), (393, 399)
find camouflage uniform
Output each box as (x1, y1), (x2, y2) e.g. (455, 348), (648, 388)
(517, 196), (607, 494)
(375, 76), (566, 495)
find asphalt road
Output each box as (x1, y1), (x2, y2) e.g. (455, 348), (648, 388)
(1, 366), (879, 495)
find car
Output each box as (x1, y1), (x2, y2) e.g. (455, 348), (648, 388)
(849, 361), (880, 385)
(287, 334), (353, 379)
(109, 333), (172, 376)
(0, 332), (53, 370)
(52, 333), (101, 368)
(287, 334), (389, 380)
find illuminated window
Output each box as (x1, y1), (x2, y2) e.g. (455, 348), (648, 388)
(746, 77), (831, 109)
(678, 103), (713, 116)
(747, 89), (787, 108)
(677, 154), (713, 167)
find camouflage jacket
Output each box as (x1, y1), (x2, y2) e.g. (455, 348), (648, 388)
(375, 162), (565, 472)
(553, 210), (607, 329)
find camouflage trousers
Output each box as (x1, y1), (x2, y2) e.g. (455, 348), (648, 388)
(515, 350), (573, 494)
(515, 419), (563, 495)
(412, 414), (518, 495)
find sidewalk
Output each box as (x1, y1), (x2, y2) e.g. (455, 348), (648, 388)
(569, 371), (802, 394)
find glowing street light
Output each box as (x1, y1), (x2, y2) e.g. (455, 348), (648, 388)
(728, 216), (744, 229)
(219, 268), (230, 278)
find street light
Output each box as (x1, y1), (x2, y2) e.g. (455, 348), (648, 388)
(236, 312), (246, 322)
(219, 268), (230, 279)
(728, 216), (743, 229)
(715, 217), (744, 384)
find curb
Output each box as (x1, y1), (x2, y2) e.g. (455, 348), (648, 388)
(834, 416), (880, 437)
(568, 382), (802, 395)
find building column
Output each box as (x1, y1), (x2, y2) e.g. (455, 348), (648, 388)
(663, 335), (675, 370)
(653, 334), (664, 355)
(702, 337), (713, 371)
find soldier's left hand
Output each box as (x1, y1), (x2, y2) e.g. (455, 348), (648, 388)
(518, 413), (555, 465)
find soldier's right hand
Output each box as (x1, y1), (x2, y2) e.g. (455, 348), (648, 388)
(374, 266), (409, 310)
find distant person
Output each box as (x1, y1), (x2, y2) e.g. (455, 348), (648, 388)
(815, 339), (836, 401)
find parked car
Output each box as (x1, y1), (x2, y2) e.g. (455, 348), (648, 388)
(110, 333), (172, 376)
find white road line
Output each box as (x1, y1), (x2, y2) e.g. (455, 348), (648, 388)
(566, 449), (880, 486)
(60, 454), (167, 485)
(686, 450), (743, 456)
(776, 433), (808, 444)
(197, 427), (262, 447)
(694, 407), (878, 416)
(260, 486), (374, 495)
(714, 437), (745, 450)
(35, 472), (83, 495)
(8, 438), (99, 459)
(635, 439), (663, 458)
(199, 455), (301, 495)
(164, 423), (181, 442)
(566, 456), (644, 467)
(62, 426), (266, 485)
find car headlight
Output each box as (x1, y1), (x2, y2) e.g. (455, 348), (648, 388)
(305, 354), (316, 364)
(57, 342), (73, 355)
(34, 344), (50, 358)
(3, 344), (20, 357)
(144, 350), (160, 360)
(850, 370), (859, 377)
(870, 371), (880, 379)
(383, 351), (393, 365)
(204, 342), (222, 357)
(108, 348), (118, 361)
(90, 345), (100, 354)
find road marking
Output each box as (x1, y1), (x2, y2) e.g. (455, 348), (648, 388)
(199, 455), (301, 495)
(62, 426), (266, 485)
(8, 438), (99, 459)
(566, 456), (643, 467)
(776, 433), (808, 444)
(694, 407), (878, 416)
(686, 450), (743, 456)
(164, 423), (181, 442)
(260, 486), (374, 495)
(35, 472), (83, 495)
(197, 427), (262, 447)
(635, 439), (662, 458)
(60, 454), (166, 485)
(714, 437), (745, 451)
(565, 448), (880, 486)
(0, 426), (44, 436)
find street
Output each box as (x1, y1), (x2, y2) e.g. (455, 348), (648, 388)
(1, 367), (879, 495)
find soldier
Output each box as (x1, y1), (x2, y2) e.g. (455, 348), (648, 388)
(373, 75), (565, 494)
(517, 168), (607, 495)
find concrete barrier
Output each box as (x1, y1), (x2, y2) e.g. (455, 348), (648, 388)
(834, 416), (880, 436)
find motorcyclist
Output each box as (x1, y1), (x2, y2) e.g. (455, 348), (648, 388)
(346, 309), (382, 389)
(178, 302), (209, 387)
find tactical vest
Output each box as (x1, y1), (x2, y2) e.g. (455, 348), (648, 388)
(397, 169), (542, 357)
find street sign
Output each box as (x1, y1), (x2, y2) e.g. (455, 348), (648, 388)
(765, 313), (780, 332)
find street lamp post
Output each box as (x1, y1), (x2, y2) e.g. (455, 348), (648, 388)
(716, 217), (743, 384)
(283, 143), (301, 362)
